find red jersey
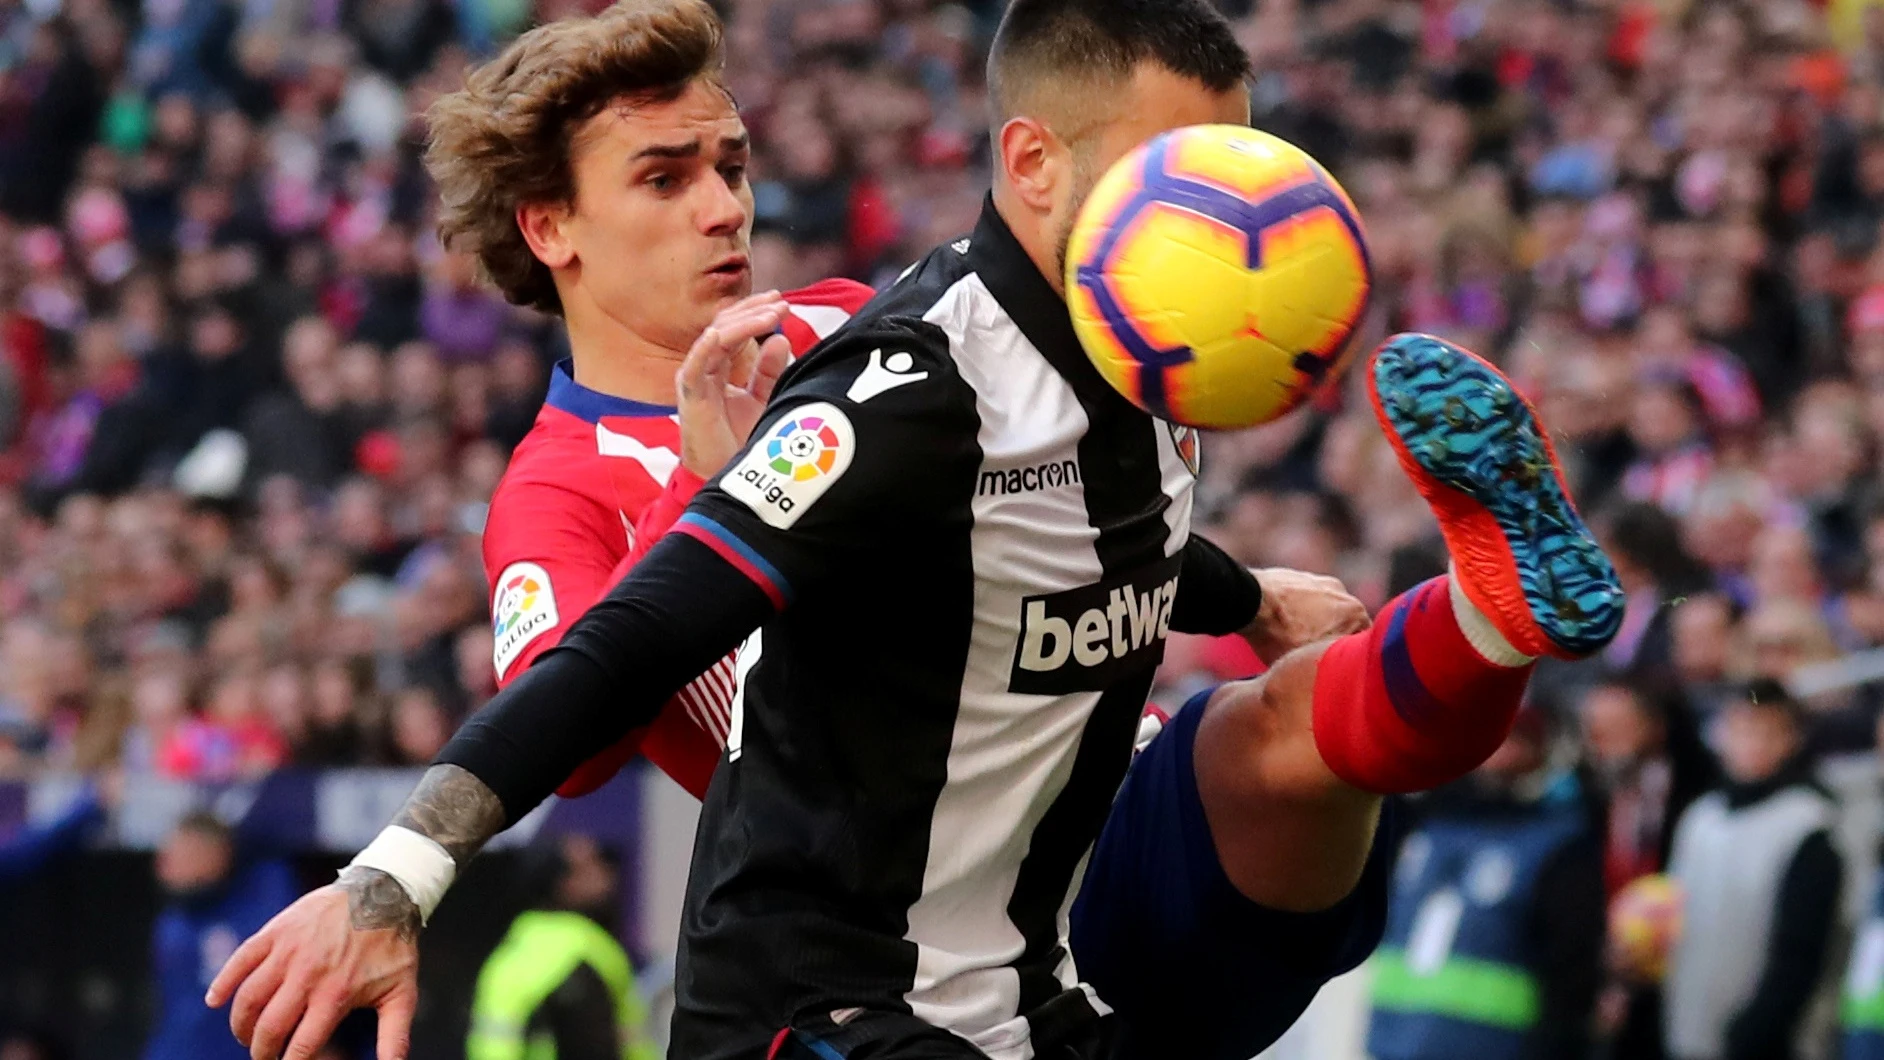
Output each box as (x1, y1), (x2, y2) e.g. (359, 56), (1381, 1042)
(483, 279), (874, 798)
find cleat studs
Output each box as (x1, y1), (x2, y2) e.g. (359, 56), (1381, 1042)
(1443, 396), (1469, 427)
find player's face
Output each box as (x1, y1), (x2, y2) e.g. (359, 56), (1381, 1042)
(1718, 703), (1799, 784)
(561, 79), (756, 352)
(1051, 65), (1252, 282)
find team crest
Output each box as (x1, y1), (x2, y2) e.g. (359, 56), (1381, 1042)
(491, 562), (559, 677)
(1169, 424), (1200, 477)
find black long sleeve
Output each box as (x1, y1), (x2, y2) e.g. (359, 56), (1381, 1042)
(437, 532), (774, 824)
(1169, 534), (1262, 636)
(1526, 835), (1607, 1060)
(538, 964), (622, 1060)
(440, 329), (982, 828)
(1723, 830), (1844, 1060)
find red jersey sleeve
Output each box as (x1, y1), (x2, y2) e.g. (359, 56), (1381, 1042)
(484, 472), (627, 687)
(485, 450), (723, 801)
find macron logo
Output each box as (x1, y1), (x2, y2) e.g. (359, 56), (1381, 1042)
(846, 349), (929, 403)
(978, 459), (1080, 496)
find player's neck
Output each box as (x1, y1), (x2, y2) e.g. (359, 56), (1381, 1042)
(563, 308), (684, 407)
(992, 185), (1067, 298)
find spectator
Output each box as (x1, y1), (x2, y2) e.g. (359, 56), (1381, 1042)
(1838, 711), (1884, 1060)
(467, 834), (658, 1060)
(1601, 503), (1713, 679)
(241, 315), (354, 490)
(387, 684), (449, 765)
(24, 319), (145, 507)
(298, 656), (375, 765)
(1622, 372), (1715, 517)
(153, 299), (259, 469)
(1669, 593), (1743, 718)
(0, 777), (112, 883)
(1581, 678), (1719, 1060)
(157, 667), (286, 781)
(1367, 709), (1607, 1060)
(417, 248), (507, 364)
(142, 811), (297, 1060)
(1664, 681), (1843, 1060)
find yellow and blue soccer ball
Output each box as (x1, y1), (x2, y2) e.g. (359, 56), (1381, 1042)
(1609, 874), (1682, 983)
(1065, 125), (1372, 431)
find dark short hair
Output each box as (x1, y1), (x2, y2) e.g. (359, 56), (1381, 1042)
(1603, 501), (1707, 591)
(987, 0), (1251, 120)
(1590, 673), (1704, 735)
(1735, 678), (1805, 725)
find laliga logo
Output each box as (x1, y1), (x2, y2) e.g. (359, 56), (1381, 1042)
(765, 416), (843, 481)
(722, 402), (857, 530)
(738, 415), (844, 512)
(492, 573), (542, 636)
(490, 562), (559, 676)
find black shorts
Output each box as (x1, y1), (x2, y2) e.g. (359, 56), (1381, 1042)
(774, 689), (1397, 1060)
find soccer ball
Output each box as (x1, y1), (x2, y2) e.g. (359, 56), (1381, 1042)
(1609, 873), (1683, 983)
(1064, 125), (1372, 431)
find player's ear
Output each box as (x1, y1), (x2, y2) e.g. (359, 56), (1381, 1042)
(517, 201), (578, 270)
(997, 116), (1065, 216)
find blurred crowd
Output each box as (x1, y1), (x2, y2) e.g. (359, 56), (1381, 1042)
(16, 0), (1884, 1052)
(0, 0), (1009, 782)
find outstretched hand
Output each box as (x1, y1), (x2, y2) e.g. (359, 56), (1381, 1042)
(676, 290), (795, 478)
(205, 874), (420, 1060)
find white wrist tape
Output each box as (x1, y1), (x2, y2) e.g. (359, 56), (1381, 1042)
(348, 826), (457, 925)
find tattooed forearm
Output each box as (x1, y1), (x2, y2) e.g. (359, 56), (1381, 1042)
(338, 865), (423, 940)
(335, 765), (506, 940)
(390, 763), (508, 864)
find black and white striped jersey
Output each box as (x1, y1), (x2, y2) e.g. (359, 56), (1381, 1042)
(652, 198), (1260, 1060)
(442, 197), (1262, 1059)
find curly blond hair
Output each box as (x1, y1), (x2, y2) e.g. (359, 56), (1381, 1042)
(425, 0), (727, 315)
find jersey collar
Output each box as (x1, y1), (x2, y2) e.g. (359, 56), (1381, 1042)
(964, 195), (1121, 410)
(545, 359), (678, 423)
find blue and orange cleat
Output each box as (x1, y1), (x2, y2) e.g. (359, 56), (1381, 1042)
(1368, 333), (1624, 659)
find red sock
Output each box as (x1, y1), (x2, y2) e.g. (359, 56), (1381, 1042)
(1312, 577), (1534, 794)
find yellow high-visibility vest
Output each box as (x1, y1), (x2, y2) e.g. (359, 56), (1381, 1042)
(467, 911), (657, 1060)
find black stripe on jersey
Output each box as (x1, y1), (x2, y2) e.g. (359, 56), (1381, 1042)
(970, 202), (1178, 1016)
(671, 244), (991, 1060)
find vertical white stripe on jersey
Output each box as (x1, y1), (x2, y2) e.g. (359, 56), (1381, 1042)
(726, 629), (762, 762)
(1052, 847), (1093, 996)
(898, 276), (1103, 1060)
(1153, 421), (1196, 559)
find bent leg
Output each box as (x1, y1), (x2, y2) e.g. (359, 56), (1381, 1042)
(1071, 688), (1398, 1060)
(1192, 637), (1383, 916)
(1196, 573), (1536, 913)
